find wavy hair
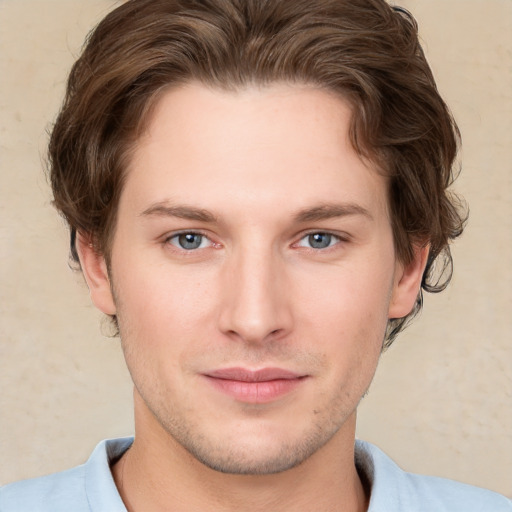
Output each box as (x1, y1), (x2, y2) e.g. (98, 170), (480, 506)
(49, 0), (467, 346)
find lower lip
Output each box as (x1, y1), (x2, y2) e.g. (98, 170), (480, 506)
(203, 376), (305, 403)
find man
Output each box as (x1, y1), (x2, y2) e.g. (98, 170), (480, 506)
(1, 0), (510, 510)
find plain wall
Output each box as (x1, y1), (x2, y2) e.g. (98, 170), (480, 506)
(1, 0), (511, 496)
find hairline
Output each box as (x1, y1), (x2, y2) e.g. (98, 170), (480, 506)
(95, 79), (393, 267)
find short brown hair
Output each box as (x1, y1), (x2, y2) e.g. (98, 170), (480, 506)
(49, 0), (466, 346)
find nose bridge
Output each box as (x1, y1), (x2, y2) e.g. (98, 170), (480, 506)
(218, 239), (291, 343)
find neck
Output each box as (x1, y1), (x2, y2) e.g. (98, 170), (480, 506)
(112, 395), (368, 512)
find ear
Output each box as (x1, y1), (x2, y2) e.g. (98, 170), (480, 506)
(388, 244), (429, 319)
(76, 233), (117, 315)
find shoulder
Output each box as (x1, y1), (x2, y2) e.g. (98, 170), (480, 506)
(398, 469), (512, 512)
(0, 465), (88, 512)
(356, 440), (512, 512)
(0, 437), (132, 512)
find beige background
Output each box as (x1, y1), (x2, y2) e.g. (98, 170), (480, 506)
(1, 0), (511, 497)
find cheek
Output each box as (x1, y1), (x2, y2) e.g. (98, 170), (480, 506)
(295, 262), (392, 373)
(114, 256), (214, 324)
(297, 262), (393, 329)
(113, 278), (196, 395)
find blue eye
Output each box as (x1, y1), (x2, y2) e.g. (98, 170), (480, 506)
(168, 233), (210, 250)
(298, 232), (339, 249)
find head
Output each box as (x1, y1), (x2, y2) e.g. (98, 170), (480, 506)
(50, 0), (465, 348)
(48, 0), (466, 475)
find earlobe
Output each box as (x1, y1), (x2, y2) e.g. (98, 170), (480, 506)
(76, 233), (117, 315)
(388, 244), (429, 319)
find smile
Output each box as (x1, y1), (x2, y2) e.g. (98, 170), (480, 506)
(202, 367), (308, 403)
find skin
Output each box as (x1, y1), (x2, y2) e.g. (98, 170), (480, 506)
(78, 83), (428, 512)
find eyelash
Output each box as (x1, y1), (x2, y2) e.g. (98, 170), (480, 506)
(164, 230), (347, 252)
(294, 231), (345, 251)
(165, 231), (216, 251)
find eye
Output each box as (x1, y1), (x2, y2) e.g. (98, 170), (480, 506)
(297, 232), (340, 250)
(167, 232), (211, 250)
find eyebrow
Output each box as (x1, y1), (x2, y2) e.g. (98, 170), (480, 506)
(140, 203), (217, 223)
(294, 203), (373, 223)
(140, 201), (372, 224)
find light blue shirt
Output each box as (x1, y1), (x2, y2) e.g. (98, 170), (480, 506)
(1, 437), (510, 511)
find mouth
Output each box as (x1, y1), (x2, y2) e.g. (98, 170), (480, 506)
(202, 367), (308, 403)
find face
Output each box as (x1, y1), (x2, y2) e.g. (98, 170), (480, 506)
(81, 83), (424, 475)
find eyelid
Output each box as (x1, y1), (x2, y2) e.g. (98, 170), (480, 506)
(163, 229), (218, 250)
(164, 229), (208, 240)
(160, 229), (350, 252)
(293, 230), (350, 250)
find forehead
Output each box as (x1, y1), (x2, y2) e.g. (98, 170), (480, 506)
(123, 82), (389, 223)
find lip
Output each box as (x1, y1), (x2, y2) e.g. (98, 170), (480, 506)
(203, 367), (307, 403)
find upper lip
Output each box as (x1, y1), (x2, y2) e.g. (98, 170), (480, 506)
(205, 367), (304, 382)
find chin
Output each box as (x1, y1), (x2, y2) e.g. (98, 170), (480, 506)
(186, 443), (314, 475)
(168, 421), (339, 475)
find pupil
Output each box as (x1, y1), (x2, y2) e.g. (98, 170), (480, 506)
(309, 233), (331, 249)
(179, 233), (202, 249)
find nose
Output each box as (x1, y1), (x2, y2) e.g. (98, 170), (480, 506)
(217, 245), (293, 345)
